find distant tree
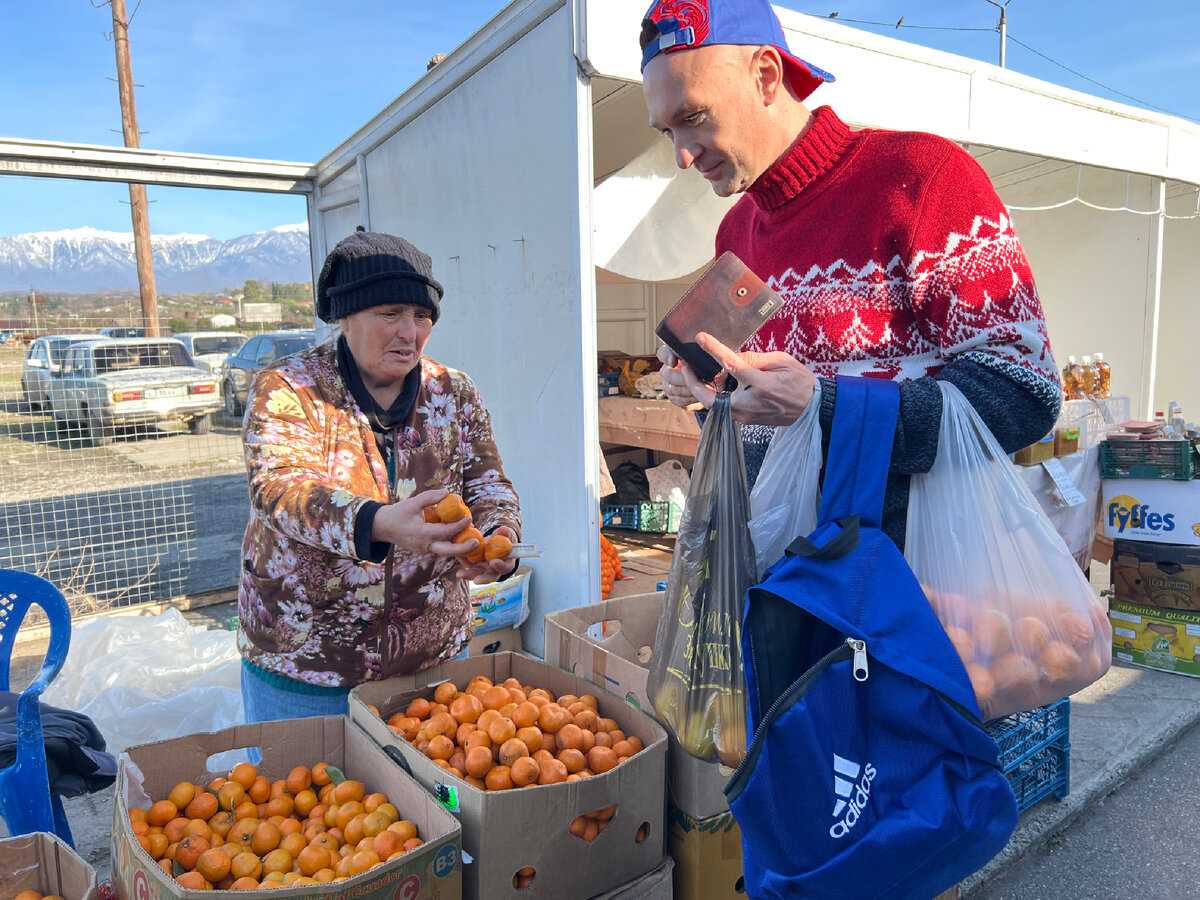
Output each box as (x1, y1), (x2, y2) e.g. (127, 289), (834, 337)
(242, 280), (269, 303)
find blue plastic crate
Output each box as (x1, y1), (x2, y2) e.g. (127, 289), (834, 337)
(598, 372), (621, 397)
(1007, 740), (1070, 813)
(987, 697), (1070, 771)
(986, 697), (1071, 813)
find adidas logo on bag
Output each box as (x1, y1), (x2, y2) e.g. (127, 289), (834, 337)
(830, 754), (877, 839)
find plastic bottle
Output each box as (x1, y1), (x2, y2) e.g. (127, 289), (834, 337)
(1062, 356), (1083, 400)
(1079, 355), (1097, 398)
(1093, 352), (1111, 399)
(1168, 401), (1185, 436)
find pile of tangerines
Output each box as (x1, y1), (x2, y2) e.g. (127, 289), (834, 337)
(128, 760), (424, 891)
(13, 892), (62, 900)
(375, 673), (644, 798)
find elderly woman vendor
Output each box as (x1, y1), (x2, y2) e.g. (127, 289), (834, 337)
(238, 230), (521, 723)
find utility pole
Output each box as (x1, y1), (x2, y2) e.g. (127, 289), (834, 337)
(108, 0), (160, 335)
(29, 289), (39, 334)
(985, 0), (1012, 68)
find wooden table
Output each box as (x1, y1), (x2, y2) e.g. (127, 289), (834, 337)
(598, 396), (700, 457)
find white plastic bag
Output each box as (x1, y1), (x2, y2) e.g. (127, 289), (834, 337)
(646, 458), (691, 524)
(41, 608), (243, 753)
(748, 380), (824, 578)
(905, 382), (1111, 720)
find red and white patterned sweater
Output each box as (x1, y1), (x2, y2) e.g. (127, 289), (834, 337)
(713, 105), (1061, 550)
(720, 105), (1059, 404)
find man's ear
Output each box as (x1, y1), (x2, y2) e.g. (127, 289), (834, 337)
(752, 45), (788, 105)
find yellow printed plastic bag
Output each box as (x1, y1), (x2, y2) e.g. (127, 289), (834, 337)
(648, 393), (756, 766)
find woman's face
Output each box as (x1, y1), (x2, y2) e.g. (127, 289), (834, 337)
(340, 303), (434, 386)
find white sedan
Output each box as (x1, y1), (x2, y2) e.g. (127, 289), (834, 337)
(48, 338), (222, 446)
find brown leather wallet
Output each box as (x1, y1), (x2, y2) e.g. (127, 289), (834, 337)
(655, 251), (784, 383)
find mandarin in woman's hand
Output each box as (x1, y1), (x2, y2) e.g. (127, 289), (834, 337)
(454, 527), (486, 563)
(435, 494), (471, 524)
(484, 534), (514, 561)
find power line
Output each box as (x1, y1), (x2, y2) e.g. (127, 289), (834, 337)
(820, 9), (1196, 124)
(825, 14), (993, 33)
(1006, 33), (1196, 122)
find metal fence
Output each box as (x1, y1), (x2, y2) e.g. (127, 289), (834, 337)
(0, 316), (308, 614)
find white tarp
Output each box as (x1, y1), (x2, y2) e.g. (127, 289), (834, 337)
(42, 608), (243, 754)
(593, 137), (736, 282)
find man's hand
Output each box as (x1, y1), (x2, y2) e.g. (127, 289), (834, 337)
(657, 333), (815, 426)
(454, 525), (520, 585)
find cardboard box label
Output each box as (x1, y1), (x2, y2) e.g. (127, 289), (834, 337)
(1111, 601), (1200, 677)
(1102, 479), (1200, 546)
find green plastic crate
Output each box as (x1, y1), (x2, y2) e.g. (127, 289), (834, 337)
(1099, 439), (1196, 481)
(601, 500), (682, 534)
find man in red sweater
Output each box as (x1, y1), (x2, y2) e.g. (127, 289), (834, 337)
(643, 0), (1061, 550)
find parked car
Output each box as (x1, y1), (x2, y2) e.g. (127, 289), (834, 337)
(20, 333), (106, 409)
(48, 338), (222, 446)
(100, 326), (147, 338)
(173, 332), (248, 373)
(0, 330), (13, 344)
(219, 330), (316, 417)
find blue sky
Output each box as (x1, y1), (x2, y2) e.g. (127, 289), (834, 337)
(1, 1), (1196, 239)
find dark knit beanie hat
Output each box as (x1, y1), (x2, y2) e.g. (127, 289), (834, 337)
(316, 229), (444, 324)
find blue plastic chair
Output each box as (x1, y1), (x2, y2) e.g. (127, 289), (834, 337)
(0, 569), (74, 846)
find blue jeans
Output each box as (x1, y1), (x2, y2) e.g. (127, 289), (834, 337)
(240, 662), (352, 725)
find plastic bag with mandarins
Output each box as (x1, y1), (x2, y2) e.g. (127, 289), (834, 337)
(905, 383), (1112, 720)
(600, 533), (622, 599)
(647, 393), (755, 767)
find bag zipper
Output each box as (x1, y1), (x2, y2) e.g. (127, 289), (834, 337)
(728, 633), (988, 803)
(727, 637), (865, 799)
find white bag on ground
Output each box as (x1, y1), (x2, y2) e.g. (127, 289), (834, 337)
(748, 380), (824, 578)
(42, 608), (243, 753)
(905, 382), (1111, 720)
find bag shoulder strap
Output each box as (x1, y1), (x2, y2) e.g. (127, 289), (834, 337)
(818, 376), (900, 528)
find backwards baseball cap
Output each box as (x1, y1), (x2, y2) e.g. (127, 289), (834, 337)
(640, 0), (834, 101)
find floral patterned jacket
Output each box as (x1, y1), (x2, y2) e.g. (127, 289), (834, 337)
(237, 340), (521, 686)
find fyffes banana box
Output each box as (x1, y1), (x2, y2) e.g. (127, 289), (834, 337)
(1110, 600), (1200, 677)
(1102, 479), (1200, 547)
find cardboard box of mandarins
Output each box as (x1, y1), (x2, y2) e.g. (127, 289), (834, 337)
(111, 715), (463, 899)
(544, 593), (733, 820)
(0, 832), (98, 900)
(349, 651), (668, 900)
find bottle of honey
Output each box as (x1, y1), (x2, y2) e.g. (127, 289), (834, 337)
(1079, 355), (1097, 397)
(1062, 356), (1084, 400)
(1093, 352), (1111, 399)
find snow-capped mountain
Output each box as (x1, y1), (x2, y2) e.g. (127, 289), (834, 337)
(0, 223), (311, 292)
